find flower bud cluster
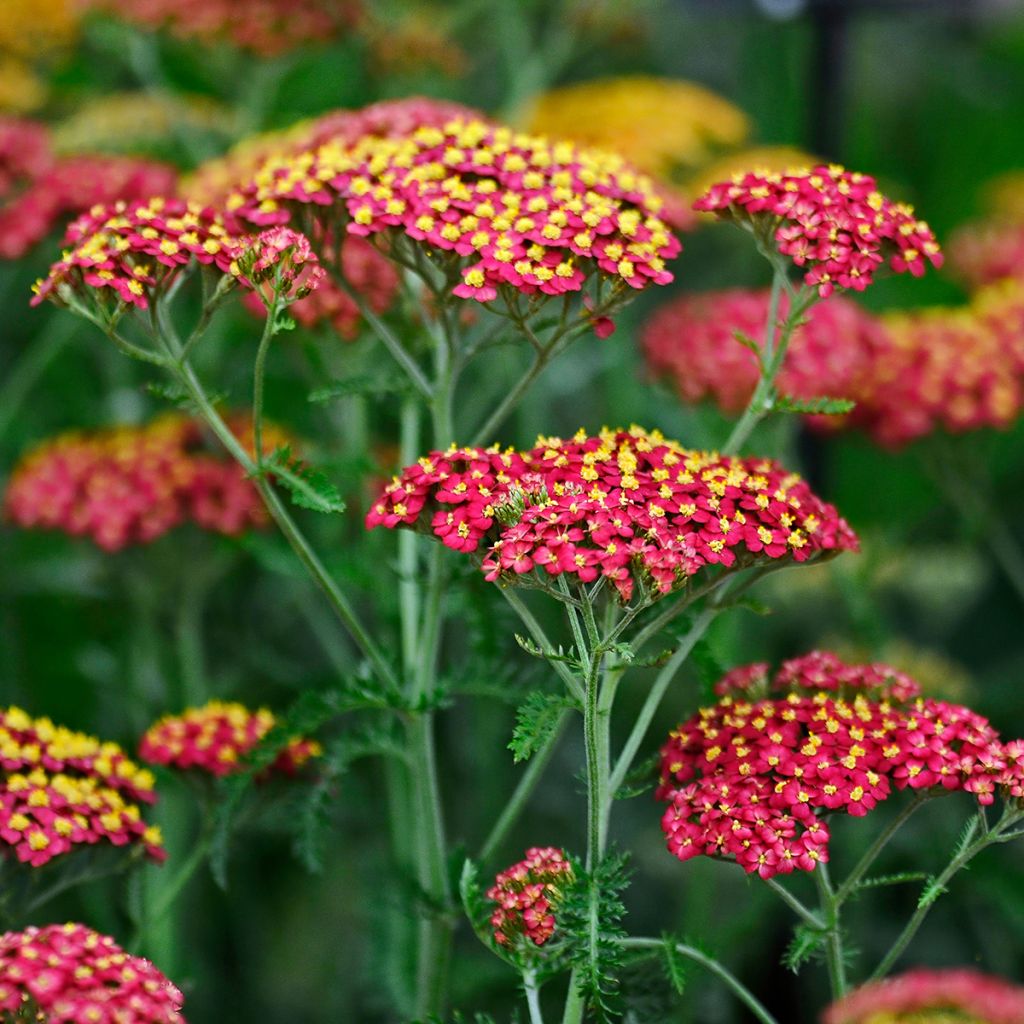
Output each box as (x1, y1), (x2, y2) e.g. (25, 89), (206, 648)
(367, 426), (857, 602)
(642, 288), (887, 427)
(486, 847), (574, 948)
(0, 923), (184, 1022)
(85, 0), (360, 55)
(659, 652), (1022, 880)
(5, 413), (286, 551)
(823, 967), (1024, 1024)
(0, 117), (177, 260)
(694, 164), (942, 296)
(242, 225), (325, 302)
(139, 701), (321, 778)
(0, 706), (163, 868)
(233, 117), (680, 314)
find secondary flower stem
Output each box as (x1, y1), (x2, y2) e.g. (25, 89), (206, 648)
(763, 877), (825, 930)
(620, 938), (781, 1024)
(870, 807), (1024, 981)
(523, 968), (546, 1024)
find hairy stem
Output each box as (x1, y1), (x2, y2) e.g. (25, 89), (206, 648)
(815, 861), (848, 999)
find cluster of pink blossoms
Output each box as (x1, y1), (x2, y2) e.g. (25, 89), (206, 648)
(367, 427), (857, 602)
(642, 289), (888, 428)
(85, 0), (360, 55)
(823, 967), (1024, 1024)
(694, 164), (942, 296)
(0, 116), (177, 260)
(0, 923), (184, 1022)
(658, 652), (1023, 880)
(948, 218), (1024, 290)
(5, 413), (288, 551)
(139, 701), (321, 778)
(233, 117), (680, 313)
(244, 225), (325, 303)
(486, 847), (574, 948)
(0, 706), (163, 868)
(31, 197), (245, 310)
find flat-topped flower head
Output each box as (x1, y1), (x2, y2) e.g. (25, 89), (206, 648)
(85, 0), (359, 55)
(823, 968), (1024, 1024)
(139, 701), (321, 778)
(659, 652), (1017, 880)
(642, 288), (887, 428)
(31, 197), (244, 310)
(4, 413), (288, 551)
(858, 280), (1024, 447)
(367, 426), (857, 603)
(234, 117), (680, 314)
(241, 226), (325, 303)
(694, 164), (942, 296)
(486, 847), (574, 948)
(0, 923), (184, 1022)
(0, 705), (163, 867)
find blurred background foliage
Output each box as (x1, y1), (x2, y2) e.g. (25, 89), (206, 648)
(2, 1), (1024, 1021)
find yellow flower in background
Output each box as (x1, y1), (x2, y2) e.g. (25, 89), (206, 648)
(52, 90), (235, 153)
(526, 75), (750, 179)
(0, 0), (78, 111)
(685, 144), (819, 205)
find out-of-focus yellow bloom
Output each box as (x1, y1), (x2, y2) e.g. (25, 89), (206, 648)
(686, 145), (819, 205)
(0, 0), (78, 111)
(53, 91), (234, 153)
(981, 170), (1024, 224)
(527, 75), (749, 179)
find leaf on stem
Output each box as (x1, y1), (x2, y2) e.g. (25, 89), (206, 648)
(782, 923), (827, 974)
(509, 691), (579, 763)
(775, 395), (856, 416)
(660, 933), (690, 995)
(308, 374), (416, 403)
(264, 445), (346, 514)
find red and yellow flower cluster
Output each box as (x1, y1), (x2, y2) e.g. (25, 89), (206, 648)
(486, 847), (574, 948)
(0, 115), (177, 259)
(642, 289), (887, 428)
(0, 923), (184, 1022)
(233, 117), (680, 311)
(31, 197), (243, 310)
(85, 0), (360, 55)
(5, 413), (285, 551)
(139, 701), (320, 778)
(367, 426), (857, 602)
(823, 967), (1024, 1024)
(244, 225), (325, 302)
(694, 164), (942, 296)
(0, 706), (163, 868)
(658, 652), (1022, 880)
(643, 278), (1024, 446)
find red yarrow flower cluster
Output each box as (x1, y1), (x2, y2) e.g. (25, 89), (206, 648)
(0, 116), (177, 260)
(244, 225), (325, 302)
(694, 164), (942, 296)
(948, 218), (1024, 290)
(0, 706), (163, 868)
(139, 701), (321, 778)
(0, 923), (184, 1022)
(659, 652), (1022, 880)
(486, 847), (574, 948)
(366, 426), (857, 603)
(32, 197), (244, 310)
(642, 288), (888, 428)
(862, 279), (1024, 447)
(823, 967), (1024, 1024)
(5, 413), (287, 551)
(234, 117), (680, 314)
(85, 0), (360, 55)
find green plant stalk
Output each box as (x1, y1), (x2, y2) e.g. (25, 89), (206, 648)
(722, 269), (817, 455)
(814, 861), (848, 999)
(870, 806), (1024, 981)
(763, 877), (825, 930)
(619, 938), (780, 1024)
(524, 968), (546, 1024)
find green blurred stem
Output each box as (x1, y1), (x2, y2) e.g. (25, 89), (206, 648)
(814, 861), (848, 999)
(722, 270), (816, 455)
(870, 806), (1024, 981)
(0, 315), (76, 443)
(523, 969), (546, 1024)
(620, 938), (780, 1024)
(763, 878), (825, 929)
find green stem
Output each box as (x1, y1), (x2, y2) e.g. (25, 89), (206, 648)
(607, 606), (718, 801)
(620, 938), (780, 1024)
(251, 292), (280, 465)
(523, 968), (545, 1024)
(763, 877), (825, 930)
(870, 807), (1024, 981)
(814, 861), (848, 999)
